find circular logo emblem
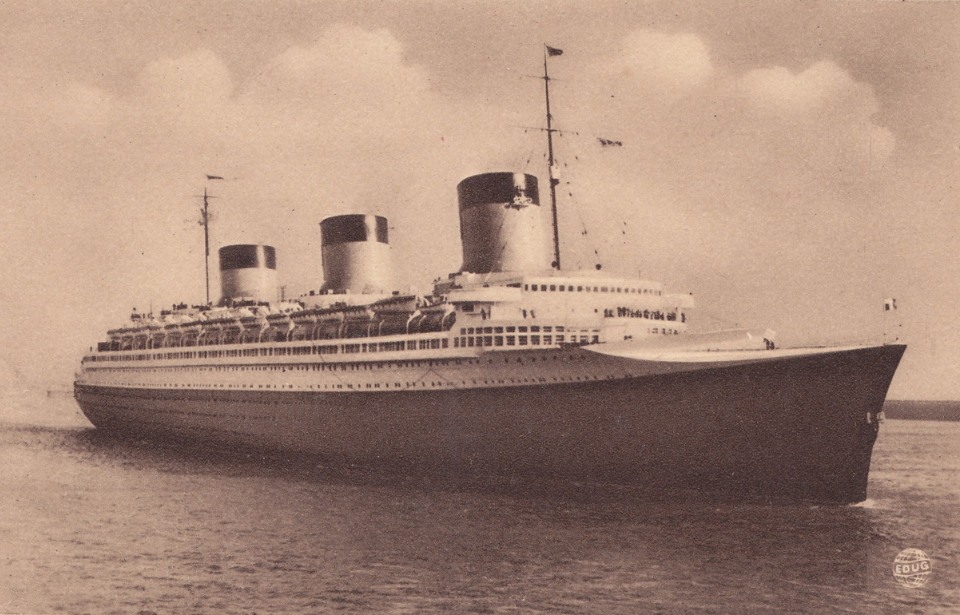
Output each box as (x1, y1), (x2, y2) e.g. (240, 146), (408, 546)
(893, 549), (932, 588)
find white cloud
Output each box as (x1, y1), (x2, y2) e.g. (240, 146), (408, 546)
(248, 24), (431, 125)
(739, 60), (882, 123)
(734, 60), (895, 170)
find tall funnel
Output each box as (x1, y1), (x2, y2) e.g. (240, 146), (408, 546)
(320, 214), (393, 294)
(219, 244), (277, 303)
(457, 172), (547, 274)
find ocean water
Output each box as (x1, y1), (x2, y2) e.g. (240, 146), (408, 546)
(0, 394), (957, 614)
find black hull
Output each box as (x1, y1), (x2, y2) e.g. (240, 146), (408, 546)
(75, 344), (905, 503)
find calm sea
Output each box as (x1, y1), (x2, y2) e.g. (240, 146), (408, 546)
(0, 394), (956, 614)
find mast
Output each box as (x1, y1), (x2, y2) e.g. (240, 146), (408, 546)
(202, 187), (210, 305)
(543, 46), (561, 270)
(201, 175), (223, 305)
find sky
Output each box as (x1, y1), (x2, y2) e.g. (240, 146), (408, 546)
(0, 0), (958, 399)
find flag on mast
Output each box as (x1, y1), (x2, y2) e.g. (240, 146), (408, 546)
(546, 46), (563, 56)
(206, 175), (224, 180)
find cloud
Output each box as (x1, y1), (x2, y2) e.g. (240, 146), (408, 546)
(734, 60), (895, 172)
(579, 41), (895, 201)
(740, 61), (861, 115)
(246, 24), (431, 127)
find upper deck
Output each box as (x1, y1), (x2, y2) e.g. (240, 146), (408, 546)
(84, 269), (694, 368)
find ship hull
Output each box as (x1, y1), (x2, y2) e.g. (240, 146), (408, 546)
(75, 344), (904, 503)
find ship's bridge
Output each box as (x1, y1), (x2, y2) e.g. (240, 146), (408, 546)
(435, 269), (694, 342)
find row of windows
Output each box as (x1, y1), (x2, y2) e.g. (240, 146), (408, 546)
(93, 371), (621, 392)
(454, 334), (599, 348)
(85, 354), (590, 376)
(461, 325), (567, 335)
(87, 338), (448, 363)
(92, 360), (460, 374)
(83, 351), (625, 391)
(526, 283), (661, 296)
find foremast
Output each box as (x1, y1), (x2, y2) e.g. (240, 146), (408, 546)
(543, 45), (563, 271)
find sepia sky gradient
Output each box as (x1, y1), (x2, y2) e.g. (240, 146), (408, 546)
(0, 1), (958, 398)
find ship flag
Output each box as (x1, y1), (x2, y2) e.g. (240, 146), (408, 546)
(206, 175), (224, 180)
(546, 46), (563, 56)
(884, 298), (897, 311)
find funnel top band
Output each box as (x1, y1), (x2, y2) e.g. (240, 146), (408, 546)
(219, 245), (276, 271)
(321, 214), (389, 246)
(457, 172), (539, 210)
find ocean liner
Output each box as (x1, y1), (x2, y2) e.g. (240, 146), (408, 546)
(75, 49), (905, 503)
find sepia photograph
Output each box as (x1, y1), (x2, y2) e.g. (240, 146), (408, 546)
(0, 1), (956, 613)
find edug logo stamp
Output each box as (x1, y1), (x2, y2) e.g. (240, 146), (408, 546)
(893, 548), (932, 588)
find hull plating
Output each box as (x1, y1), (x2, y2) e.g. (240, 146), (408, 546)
(75, 344), (905, 503)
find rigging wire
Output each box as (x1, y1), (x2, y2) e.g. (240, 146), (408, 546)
(552, 125), (604, 271)
(522, 147), (537, 173)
